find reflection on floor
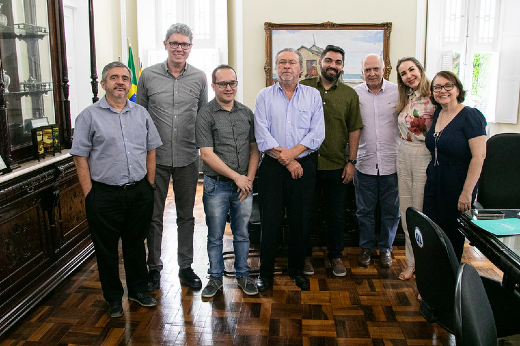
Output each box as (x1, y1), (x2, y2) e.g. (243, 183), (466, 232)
(1, 182), (512, 345)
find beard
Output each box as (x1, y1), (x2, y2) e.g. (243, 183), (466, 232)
(321, 67), (342, 82)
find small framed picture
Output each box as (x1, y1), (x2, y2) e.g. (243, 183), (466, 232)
(31, 127), (46, 161)
(0, 154), (12, 174)
(52, 125), (61, 153)
(42, 126), (54, 156)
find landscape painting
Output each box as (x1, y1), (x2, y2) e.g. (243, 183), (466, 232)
(264, 22), (392, 87)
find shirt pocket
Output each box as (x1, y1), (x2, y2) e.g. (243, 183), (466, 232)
(297, 110), (312, 129)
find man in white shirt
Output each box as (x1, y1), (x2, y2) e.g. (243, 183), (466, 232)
(353, 54), (400, 268)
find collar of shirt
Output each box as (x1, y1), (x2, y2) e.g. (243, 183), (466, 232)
(161, 60), (188, 77)
(208, 98), (246, 113)
(316, 77), (339, 91)
(275, 82), (301, 95)
(361, 78), (390, 94)
(99, 96), (134, 113)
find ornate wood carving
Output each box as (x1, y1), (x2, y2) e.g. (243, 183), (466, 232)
(89, 0), (98, 103)
(0, 156), (92, 336)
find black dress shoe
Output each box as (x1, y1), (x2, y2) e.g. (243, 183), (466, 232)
(108, 301), (123, 318)
(256, 276), (273, 292)
(128, 292), (157, 307)
(147, 269), (161, 292)
(380, 250), (393, 268)
(178, 267), (202, 288)
(358, 248), (373, 267)
(291, 275), (310, 290)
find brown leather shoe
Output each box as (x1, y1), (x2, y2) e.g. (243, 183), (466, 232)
(358, 248), (373, 267)
(380, 250), (393, 268)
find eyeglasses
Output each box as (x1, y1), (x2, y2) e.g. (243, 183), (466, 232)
(432, 83), (455, 93)
(277, 60), (298, 66)
(214, 80), (238, 89)
(167, 41), (192, 50)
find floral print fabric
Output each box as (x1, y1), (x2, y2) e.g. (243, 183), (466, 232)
(398, 91), (435, 142)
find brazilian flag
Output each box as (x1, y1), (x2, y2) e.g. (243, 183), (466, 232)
(128, 46), (137, 102)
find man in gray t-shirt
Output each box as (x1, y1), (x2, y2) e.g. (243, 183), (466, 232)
(137, 23), (207, 290)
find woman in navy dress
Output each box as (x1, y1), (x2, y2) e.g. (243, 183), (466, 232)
(423, 71), (487, 261)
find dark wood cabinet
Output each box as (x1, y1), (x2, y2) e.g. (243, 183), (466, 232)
(0, 154), (93, 336)
(0, 0), (98, 337)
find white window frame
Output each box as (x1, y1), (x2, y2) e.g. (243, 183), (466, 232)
(425, 0), (520, 124)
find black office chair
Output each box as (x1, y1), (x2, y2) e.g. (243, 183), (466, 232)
(476, 133), (520, 209)
(454, 263), (497, 346)
(406, 207), (520, 337)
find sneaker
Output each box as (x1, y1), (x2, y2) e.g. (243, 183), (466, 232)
(303, 257), (314, 275)
(128, 292), (157, 307)
(237, 277), (258, 296)
(179, 267), (202, 288)
(108, 301), (123, 318)
(330, 258), (347, 277)
(202, 278), (223, 298)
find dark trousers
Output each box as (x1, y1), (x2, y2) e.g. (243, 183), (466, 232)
(311, 168), (348, 260)
(85, 178), (154, 303)
(258, 154), (316, 278)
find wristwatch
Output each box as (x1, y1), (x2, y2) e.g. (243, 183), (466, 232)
(347, 159), (357, 165)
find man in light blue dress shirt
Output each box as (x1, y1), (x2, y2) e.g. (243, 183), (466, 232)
(254, 48), (325, 292)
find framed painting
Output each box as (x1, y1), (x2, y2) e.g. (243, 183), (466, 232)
(264, 22), (392, 87)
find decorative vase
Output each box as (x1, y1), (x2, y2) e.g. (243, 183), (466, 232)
(0, 4), (8, 27)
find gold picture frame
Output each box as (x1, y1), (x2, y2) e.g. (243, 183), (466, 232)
(264, 22), (392, 87)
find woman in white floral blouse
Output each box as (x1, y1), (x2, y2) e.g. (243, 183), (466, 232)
(395, 57), (435, 280)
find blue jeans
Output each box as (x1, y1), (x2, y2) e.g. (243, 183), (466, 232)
(203, 176), (252, 279)
(354, 170), (400, 252)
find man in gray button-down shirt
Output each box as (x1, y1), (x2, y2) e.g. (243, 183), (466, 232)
(137, 23), (208, 290)
(71, 61), (162, 317)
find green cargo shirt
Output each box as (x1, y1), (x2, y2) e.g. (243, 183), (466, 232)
(300, 76), (363, 170)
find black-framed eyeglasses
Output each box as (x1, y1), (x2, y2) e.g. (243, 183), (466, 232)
(214, 80), (238, 89)
(432, 83), (455, 93)
(325, 45), (345, 55)
(167, 41), (192, 50)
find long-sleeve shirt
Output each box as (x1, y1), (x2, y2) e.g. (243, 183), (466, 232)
(137, 61), (207, 167)
(300, 76), (363, 170)
(354, 79), (399, 176)
(253, 83), (325, 158)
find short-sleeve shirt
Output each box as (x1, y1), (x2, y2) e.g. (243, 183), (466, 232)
(398, 91), (435, 142)
(354, 79), (400, 175)
(425, 106), (487, 166)
(253, 83), (325, 158)
(137, 61), (207, 167)
(196, 99), (255, 176)
(300, 76), (363, 170)
(70, 96), (162, 186)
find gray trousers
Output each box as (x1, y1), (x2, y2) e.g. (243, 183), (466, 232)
(147, 161), (199, 271)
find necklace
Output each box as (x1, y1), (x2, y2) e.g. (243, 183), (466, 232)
(434, 110), (455, 137)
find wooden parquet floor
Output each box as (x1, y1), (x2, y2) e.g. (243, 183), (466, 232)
(0, 182), (509, 345)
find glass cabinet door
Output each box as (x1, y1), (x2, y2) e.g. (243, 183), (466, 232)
(0, 0), (54, 157)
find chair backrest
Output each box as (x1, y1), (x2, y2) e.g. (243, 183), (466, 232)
(454, 263), (497, 346)
(477, 133), (520, 209)
(406, 207), (459, 312)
